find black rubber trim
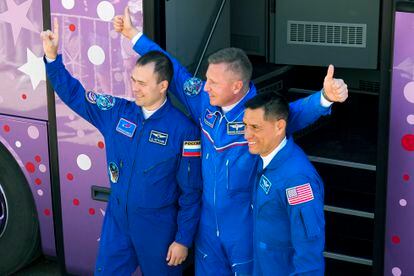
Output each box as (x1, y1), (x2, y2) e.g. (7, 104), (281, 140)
(372, 0), (394, 275)
(91, 186), (111, 202)
(42, 1), (67, 274)
(396, 1), (414, 12)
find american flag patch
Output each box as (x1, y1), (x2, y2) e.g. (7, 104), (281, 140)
(182, 140), (201, 157)
(286, 183), (314, 205)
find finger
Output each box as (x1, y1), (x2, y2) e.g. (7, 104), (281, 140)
(166, 248), (172, 261)
(124, 6), (132, 26)
(53, 17), (59, 41)
(325, 64), (334, 81)
(40, 31), (49, 40)
(168, 255), (176, 266)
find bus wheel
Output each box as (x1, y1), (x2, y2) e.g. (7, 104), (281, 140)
(0, 146), (40, 275)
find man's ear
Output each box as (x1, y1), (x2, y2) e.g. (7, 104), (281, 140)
(276, 119), (287, 134)
(159, 80), (169, 94)
(232, 80), (244, 94)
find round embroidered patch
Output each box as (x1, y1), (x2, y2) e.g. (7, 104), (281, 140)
(183, 77), (203, 97)
(96, 94), (116, 110)
(85, 90), (97, 104)
(108, 162), (119, 183)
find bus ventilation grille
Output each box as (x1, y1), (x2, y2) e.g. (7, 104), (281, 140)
(287, 21), (366, 48)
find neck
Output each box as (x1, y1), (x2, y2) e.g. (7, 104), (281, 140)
(142, 96), (167, 111)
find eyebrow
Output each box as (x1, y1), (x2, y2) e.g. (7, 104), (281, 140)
(130, 75), (145, 84)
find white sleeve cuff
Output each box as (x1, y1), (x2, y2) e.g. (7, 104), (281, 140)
(45, 56), (56, 63)
(320, 90), (333, 107)
(131, 32), (143, 45)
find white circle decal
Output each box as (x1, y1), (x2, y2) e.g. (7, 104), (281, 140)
(97, 1), (115, 21)
(77, 154), (92, 171)
(88, 45), (105, 66)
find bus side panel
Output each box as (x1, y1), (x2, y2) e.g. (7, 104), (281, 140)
(385, 11), (414, 276)
(0, 115), (56, 257)
(49, 1), (143, 275)
(0, 0), (48, 120)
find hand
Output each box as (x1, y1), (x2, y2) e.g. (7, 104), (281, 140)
(113, 6), (139, 40)
(322, 65), (348, 103)
(166, 242), (188, 266)
(40, 17), (59, 60)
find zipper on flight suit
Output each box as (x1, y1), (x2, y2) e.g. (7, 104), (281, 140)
(126, 120), (146, 215)
(213, 115), (224, 237)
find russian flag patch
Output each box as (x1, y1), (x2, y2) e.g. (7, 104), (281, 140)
(182, 140), (201, 157)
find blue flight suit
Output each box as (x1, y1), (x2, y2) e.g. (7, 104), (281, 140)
(133, 35), (330, 275)
(45, 55), (202, 275)
(254, 138), (324, 275)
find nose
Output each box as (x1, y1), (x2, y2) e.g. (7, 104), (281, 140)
(204, 79), (211, 93)
(244, 127), (252, 140)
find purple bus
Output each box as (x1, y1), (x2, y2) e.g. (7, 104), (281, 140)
(0, 0), (413, 275)
(0, 0), (143, 274)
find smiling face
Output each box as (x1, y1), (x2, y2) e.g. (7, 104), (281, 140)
(243, 107), (286, 157)
(130, 62), (168, 110)
(203, 63), (244, 107)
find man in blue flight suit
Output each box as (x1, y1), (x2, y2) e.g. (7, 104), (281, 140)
(41, 19), (202, 275)
(114, 7), (347, 275)
(243, 92), (324, 275)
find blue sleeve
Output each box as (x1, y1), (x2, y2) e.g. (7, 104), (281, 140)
(133, 35), (206, 122)
(286, 91), (331, 135)
(44, 55), (121, 135)
(174, 125), (202, 247)
(282, 176), (325, 276)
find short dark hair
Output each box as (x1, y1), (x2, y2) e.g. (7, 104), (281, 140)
(208, 47), (252, 86)
(244, 91), (289, 121)
(136, 51), (173, 85)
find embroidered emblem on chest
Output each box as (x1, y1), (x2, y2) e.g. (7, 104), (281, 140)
(116, 118), (137, 138)
(286, 183), (314, 205)
(182, 140), (201, 157)
(149, 130), (169, 146)
(204, 111), (217, 128)
(259, 175), (272, 194)
(227, 122), (245, 135)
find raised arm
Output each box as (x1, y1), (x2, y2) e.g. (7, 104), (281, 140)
(287, 65), (348, 134)
(42, 18), (120, 135)
(114, 7), (206, 122)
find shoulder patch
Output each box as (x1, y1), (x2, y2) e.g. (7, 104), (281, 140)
(183, 77), (203, 97)
(116, 118), (137, 138)
(182, 140), (201, 157)
(149, 130), (168, 145)
(96, 94), (116, 110)
(286, 183), (314, 205)
(85, 90), (97, 104)
(259, 175), (272, 194)
(227, 122), (245, 135)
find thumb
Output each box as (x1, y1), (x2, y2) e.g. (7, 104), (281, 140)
(325, 64), (334, 81)
(124, 6), (132, 26)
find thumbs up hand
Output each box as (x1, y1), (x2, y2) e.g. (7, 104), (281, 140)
(40, 17), (59, 60)
(113, 6), (139, 40)
(322, 65), (348, 103)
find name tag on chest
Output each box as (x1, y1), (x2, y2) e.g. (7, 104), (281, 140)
(149, 130), (169, 146)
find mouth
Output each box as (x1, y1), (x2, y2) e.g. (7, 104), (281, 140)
(248, 141), (256, 145)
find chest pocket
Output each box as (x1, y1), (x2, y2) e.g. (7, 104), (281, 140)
(226, 149), (255, 194)
(142, 154), (178, 184)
